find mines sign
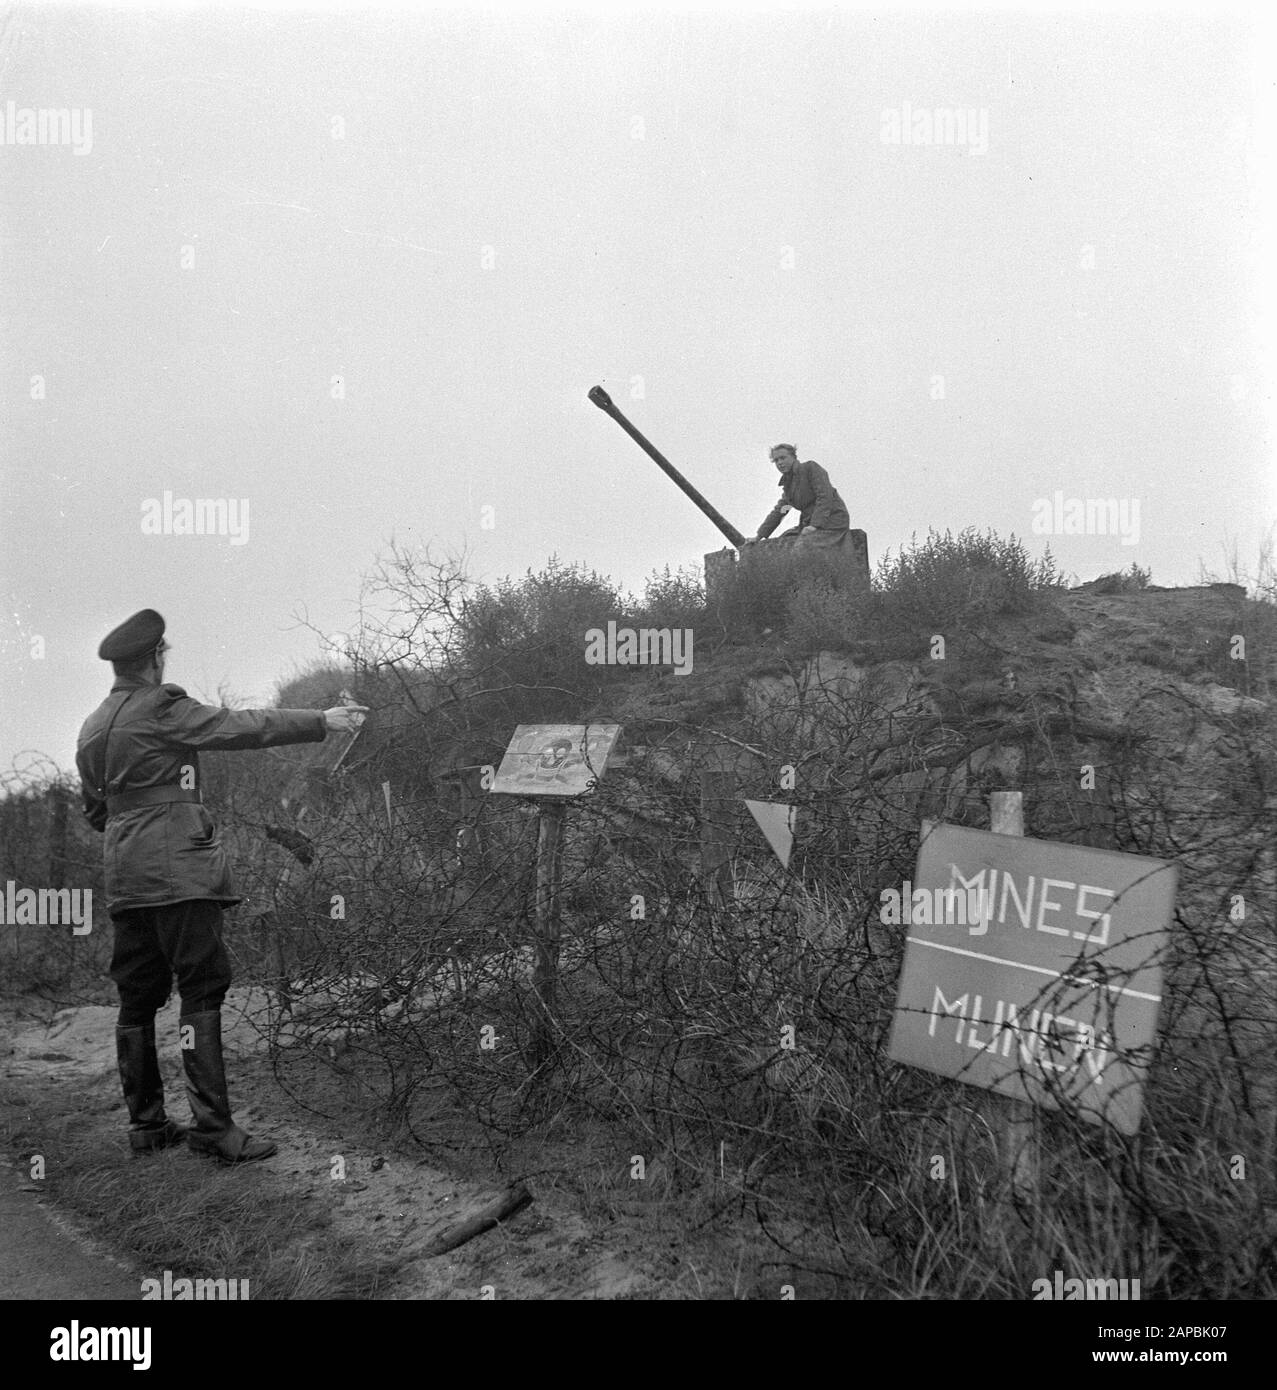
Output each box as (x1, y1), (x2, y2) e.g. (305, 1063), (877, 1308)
(887, 822), (1176, 1134)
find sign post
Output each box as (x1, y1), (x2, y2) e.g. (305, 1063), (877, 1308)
(887, 806), (1176, 1139)
(699, 748), (737, 907)
(490, 723), (622, 1071)
(531, 797), (568, 1070)
(990, 791), (1037, 1202)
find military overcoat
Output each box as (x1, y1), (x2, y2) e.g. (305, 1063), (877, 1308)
(76, 678), (327, 915)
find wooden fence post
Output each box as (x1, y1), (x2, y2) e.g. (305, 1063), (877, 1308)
(48, 786), (68, 890)
(699, 766), (736, 908)
(531, 798), (567, 1069)
(990, 790), (1039, 1206)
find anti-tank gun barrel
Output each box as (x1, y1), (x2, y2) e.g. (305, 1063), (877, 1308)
(588, 386), (747, 549)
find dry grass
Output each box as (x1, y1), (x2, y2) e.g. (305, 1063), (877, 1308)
(0, 1075), (399, 1300)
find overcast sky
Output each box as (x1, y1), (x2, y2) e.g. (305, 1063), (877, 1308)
(2, 1), (1273, 780)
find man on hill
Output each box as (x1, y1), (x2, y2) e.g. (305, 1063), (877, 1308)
(746, 443), (850, 547)
(76, 608), (366, 1163)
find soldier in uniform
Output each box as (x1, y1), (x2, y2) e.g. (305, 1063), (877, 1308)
(76, 609), (366, 1163)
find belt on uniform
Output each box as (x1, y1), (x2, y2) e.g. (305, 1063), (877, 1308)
(106, 786), (203, 817)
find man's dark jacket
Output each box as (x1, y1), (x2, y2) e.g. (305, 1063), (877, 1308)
(76, 678), (327, 915)
(757, 459), (850, 538)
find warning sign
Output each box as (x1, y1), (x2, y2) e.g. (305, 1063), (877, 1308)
(887, 822), (1176, 1134)
(489, 723), (620, 798)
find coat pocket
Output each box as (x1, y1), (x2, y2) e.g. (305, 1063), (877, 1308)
(185, 805), (221, 846)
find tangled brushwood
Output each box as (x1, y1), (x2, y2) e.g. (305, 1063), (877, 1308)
(4, 535), (1275, 1297)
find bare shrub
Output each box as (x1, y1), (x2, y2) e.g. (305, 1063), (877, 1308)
(7, 542), (1273, 1298)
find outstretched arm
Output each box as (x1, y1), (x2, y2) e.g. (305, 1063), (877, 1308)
(156, 685), (363, 751)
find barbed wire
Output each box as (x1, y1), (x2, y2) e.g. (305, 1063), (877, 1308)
(3, 604), (1273, 1296)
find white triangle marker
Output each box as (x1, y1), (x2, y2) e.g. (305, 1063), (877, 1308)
(744, 800), (796, 869)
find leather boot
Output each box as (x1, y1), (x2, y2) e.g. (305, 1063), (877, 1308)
(116, 1023), (186, 1154)
(180, 1010), (277, 1163)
